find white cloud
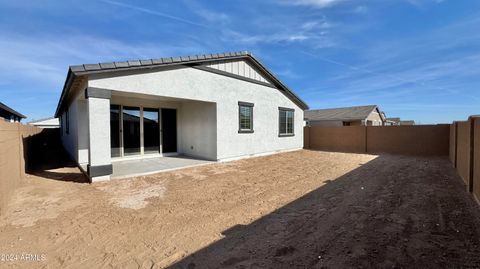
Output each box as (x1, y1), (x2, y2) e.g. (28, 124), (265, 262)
(0, 34), (205, 87)
(285, 0), (345, 8)
(99, 0), (208, 28)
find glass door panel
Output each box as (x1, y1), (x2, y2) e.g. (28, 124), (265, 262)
(110, 105), (121, 157)
(161, 108), (177, 153)
(123, 106), (141, 156)
(143, 108), (160, 154)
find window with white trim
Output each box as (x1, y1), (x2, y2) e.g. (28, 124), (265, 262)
(279, 108), (294, 136)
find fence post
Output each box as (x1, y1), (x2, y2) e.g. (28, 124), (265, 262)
(469, 117), (478, 193)
(454, 122), (458, 168)
(364, 126), (368, 153)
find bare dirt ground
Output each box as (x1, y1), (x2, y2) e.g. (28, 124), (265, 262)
(1, 150), (480, 268)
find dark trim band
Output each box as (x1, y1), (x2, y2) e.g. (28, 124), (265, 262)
(87, 164), (113, 178)
(278, 107), (295, 111)
(238, 101), (254, 107)
(85, 87), (112, 99)
(193, 65), (276, 89)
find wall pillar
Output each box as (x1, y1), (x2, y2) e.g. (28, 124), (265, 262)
(86, 87), (112, 182)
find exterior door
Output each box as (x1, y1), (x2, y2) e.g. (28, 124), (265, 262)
(143, 108), (160, 154)
(122, 106), (141, 156)
(161, 108), (177, 153)
(110, 105), (121, 157)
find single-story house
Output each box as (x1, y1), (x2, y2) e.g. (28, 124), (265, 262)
(305, 105), (385, 127)
(28, 117), (59, 128)
(385, 117), (400, 126)
(400, 120), (415, 125)
(54, 51), (308, 182)
(0, 101), (26, 122)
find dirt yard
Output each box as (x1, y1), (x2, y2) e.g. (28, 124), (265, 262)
(1, 150), (480, 268)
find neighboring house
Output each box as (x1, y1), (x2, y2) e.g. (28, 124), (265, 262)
(386, 117), (400, 126)
(54, 51), (308, 182)
(400, 120), (415, 125)
(28, 117), (60, 128)
(385, 118), (415, 126)
(0, 102), (26, 122)
(305, 105), (385, 127)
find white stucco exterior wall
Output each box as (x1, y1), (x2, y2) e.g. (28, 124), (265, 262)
(88, 65), (304, 160)
(87, 97), (111, 166)
(179, 101), (217, 160)
(60, 94), (79, 162)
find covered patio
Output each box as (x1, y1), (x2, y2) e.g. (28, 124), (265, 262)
(111, 155), (213, 179)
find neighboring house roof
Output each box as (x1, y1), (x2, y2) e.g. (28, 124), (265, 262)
(28, 117), (59, 126)
(55, 51), (309, 117)
(305, 105), (379, 121)
(400, 120), (415, 125)
(386, 117), (400, 123)
(0, 101), (26, 119)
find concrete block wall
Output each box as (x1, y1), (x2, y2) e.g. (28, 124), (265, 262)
(448, 116), (480, 204)
(304, 125), (449, 156)
(0, 121), (43, 215)
(307, 126), (366, 153)
(455, 121), (471, 188)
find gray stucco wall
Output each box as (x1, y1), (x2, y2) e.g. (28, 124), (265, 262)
(88, 64), (304, 160)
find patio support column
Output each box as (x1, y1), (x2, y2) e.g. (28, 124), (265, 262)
(85, 87), (112, 182)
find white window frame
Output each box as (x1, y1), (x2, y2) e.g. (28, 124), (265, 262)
(279, 107), (294, 137)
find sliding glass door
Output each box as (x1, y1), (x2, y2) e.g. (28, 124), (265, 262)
(143, 108), (160, 154)
(110, 105), (176, 158)
(110, 105), (121, 157)
(122, 106), (141, 156)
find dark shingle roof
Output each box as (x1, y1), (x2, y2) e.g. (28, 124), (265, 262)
(305, 105), (378, 121)
(55, 51), (308, 116)
(0, 102), (26, 118)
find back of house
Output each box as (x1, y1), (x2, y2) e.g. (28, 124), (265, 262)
(55, 51), (308, 181)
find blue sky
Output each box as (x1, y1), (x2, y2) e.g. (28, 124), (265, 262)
(0, 0), (479, 123)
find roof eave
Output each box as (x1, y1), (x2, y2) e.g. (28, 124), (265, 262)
(55, 51), (309, 116)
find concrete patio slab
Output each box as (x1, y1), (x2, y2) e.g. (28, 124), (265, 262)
(111, 155), (213, 179)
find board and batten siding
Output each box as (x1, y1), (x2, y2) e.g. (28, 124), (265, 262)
(201, 59), (272, 85)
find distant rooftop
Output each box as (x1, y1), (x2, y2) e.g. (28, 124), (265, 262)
(0, 101), (26, 119)
(305, 105), (378, 121)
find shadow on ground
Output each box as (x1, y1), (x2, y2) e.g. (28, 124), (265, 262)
(23, 129), (88, 183)
(169, 154), (480, 269)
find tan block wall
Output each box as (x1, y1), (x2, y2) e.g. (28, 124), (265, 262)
(305, 125), (449, 156)
(456, 121), (471, 187)
(308, 126), (366, 153)
(473, 119), (480, 202)
(0, 121), (42, 215)
(449, 123), (456, 166)
(367, 125), (450, 156)
(303, 126), (310, 149)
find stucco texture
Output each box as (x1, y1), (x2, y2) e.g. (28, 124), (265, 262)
(88, 62), (304, 161)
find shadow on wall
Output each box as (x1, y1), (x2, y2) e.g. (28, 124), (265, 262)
(22, 129), (88, 183)
(168, 155), (480, 269)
